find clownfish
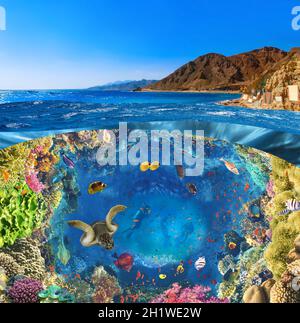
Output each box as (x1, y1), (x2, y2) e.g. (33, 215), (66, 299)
(88, 181), (107, 195)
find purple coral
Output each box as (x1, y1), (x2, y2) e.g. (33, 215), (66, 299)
(8, 278), (43, 303)
(25, 171), (45, 193)
(266, 179), (275, 198)
(151, 283), (229, 304)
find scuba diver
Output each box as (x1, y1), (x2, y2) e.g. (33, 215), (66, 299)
(123, 204), (151, 238)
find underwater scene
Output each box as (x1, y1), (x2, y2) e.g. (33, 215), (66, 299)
(0, 128), (299, 304)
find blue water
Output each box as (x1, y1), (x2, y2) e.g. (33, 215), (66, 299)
(1, 90), (300, 165)
(51, 135), (265, 291)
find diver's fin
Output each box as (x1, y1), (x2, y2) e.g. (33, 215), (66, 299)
(105, 205), (127, 233)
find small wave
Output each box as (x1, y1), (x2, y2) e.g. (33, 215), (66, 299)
(63, 112), (79, 119)
(5, 123), (30, 129)
(207, 111), (236, 116)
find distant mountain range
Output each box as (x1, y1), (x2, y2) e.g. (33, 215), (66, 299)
(88, 79), (157, 91)
(143, 47), (288, 92)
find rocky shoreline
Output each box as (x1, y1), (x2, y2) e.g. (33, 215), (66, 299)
(219, 97), (300, 112)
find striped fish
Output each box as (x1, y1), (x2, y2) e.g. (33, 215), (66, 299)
(279, 199), (300, 215)
(195, 257), (206, 271)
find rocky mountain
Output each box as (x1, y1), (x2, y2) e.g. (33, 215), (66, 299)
(144, 47), (288, 92)
(253, 48), (300, 95)
(88, 79), (157, 92)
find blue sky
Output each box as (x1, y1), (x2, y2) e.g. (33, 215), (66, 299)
(0, 0), (299, 89)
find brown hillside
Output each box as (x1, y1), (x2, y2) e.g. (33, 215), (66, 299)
(145, 47), (288, 92)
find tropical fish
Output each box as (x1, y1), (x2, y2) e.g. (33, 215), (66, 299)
(278, 199), (300, 215)
(149, 161), (160, 171)
(244, 183), (250, 192)
(186, 183), (197, 195)
(228, 242), (237, 250)
(176, 165), (185, 179)
(159, 274), (167, 280)
(176, 263), (185, 274)
(114, 253), (134, 272)
(62, 154), (75, 169)
(220, 158), (239, 175)
(195, 256), (206, 271)
(140, 162), (151, 172)
(140, 161), (160, 172)
(136, 271), (142, 281)
(88, 181), (107, 195)
(57, 240), (71, 266)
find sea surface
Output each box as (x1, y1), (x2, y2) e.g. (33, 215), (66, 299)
(0, 90), (300, 164)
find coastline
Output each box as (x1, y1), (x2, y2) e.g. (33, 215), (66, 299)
(139, 89), (241, 94)
(218, 97), (300, 112)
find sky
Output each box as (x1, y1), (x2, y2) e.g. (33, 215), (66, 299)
(0, 0), (299, 89)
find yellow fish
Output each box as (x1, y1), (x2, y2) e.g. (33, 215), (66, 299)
(140, 161), (160, 172)
(159, 274), (167, 280)
(176, 264), (185, 274)
(88, 181), (107, 195)
(150, 161), (160, 171)
(140, 162), (151, 172)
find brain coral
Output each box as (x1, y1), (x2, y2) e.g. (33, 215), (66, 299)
(3, 238), (46, 280)
(0, 253), (24, 278)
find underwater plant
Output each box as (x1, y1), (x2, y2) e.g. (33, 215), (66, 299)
(0, 183), (47, 248)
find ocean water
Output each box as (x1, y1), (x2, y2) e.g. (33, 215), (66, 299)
(1, 90), (300, 165)
(0, 90), (299, 304)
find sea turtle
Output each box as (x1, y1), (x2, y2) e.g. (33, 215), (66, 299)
(68, 205), (127, 250)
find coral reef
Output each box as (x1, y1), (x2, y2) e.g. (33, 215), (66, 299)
(236, 146), (271, 190)
(0, 253), (24, 278)
(218, 281), (236, 299)
(264, 157), (300, 279)
(8, 278), (43, 303)
(66, 278), (93, 303)
(244, 236), (300, 303)
(3, 238), (46, 280)
(91, 266), (122, 303)
(151, 283), (229, 303)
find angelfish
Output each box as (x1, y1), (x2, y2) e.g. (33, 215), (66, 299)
(279, 199), (300, 215)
